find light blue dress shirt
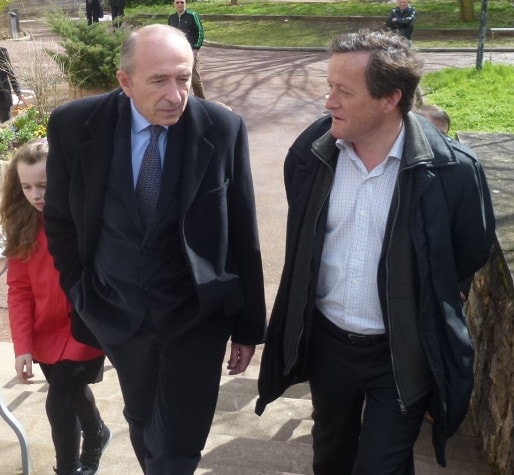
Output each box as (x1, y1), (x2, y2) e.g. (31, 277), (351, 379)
(130, 101), (168, 187)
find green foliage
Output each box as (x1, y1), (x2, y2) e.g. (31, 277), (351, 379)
(124, 0), (514, 48)
(127, 0), (514, 29)
(0, 107), (48, 159)
(127, 0), (169, 6)
(0, 0), (13, 11)
(421, 63), (514, 133)
(199, 18), (513, 48)
(205, 19), (344, 48)
(45, 11), (128, 90)
(0, 127), (15, 157)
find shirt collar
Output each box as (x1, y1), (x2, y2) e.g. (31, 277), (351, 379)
(335, 122), (405, 163)
(130, 100), (168, 135)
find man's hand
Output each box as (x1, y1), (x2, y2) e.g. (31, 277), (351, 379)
(226, 343), (255, 375)
(15, 353), (34, 384)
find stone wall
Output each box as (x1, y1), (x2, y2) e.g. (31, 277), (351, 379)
(459, 133), (514, 475)
(468, 243), (514, 475)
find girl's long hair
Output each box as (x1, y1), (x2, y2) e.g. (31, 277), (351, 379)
(0, 140), (48, 261)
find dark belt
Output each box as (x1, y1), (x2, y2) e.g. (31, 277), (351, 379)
(313, 307), (387, 347)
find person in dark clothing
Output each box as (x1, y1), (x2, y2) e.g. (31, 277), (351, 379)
(0, 47), (23, 123)
(44, 24), (266, 475)
(168, 0), (206, 98)
(109, 0), (125, 29)
(256, 31), (495, 475)
(416, 103), (451, 135)
(85, 0), (101, 26)
(386, 0), (416, 40)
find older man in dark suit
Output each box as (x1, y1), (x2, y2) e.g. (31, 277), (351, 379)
(44, 24), (266, 475)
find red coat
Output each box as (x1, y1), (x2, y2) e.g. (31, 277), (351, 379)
(7, 225), (103, 364)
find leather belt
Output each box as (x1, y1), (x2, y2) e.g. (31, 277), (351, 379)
(313, 307), (387, 347)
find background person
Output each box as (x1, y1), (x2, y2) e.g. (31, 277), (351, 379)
(415, 103), (451, 135)
(0, 47), (23, 123)
(0, 140), (110, 475)
(386, 0), (416, 40)
(168, 0), (206, 98)
(44, 24), (266, 474)
(85, 0), (102, 25)
(109, 0), (125, 29)
(256, 31), (495, 474)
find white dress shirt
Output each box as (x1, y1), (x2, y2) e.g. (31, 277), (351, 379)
(315, 127), (405, 334)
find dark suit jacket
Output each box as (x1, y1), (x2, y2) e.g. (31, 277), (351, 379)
(44, 89), (266, 347)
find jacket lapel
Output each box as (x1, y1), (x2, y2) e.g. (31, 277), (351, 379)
(110, 96), (144, 231)
(77, 90), (126, 252)
(177, 98), (216, 218)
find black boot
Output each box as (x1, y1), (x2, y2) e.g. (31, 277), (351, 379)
(80, 423), (112, 475)
(53, 467), (82, 474)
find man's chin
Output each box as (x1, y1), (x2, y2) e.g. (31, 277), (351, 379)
(157, 111), (184, 126)
(331, 124), (347, 141)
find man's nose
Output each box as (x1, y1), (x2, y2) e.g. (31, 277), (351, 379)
(164, 83), (183, 102)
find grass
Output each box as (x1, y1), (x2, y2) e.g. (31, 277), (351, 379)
(201, 19), (514, 48)
(421, 63), (514, 133)
(129, 0), (514, 29)
(203, 19), (344, 48)
(126, 0), (514, 48)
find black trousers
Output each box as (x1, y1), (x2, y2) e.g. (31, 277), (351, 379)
(102, 310), (231, 475)
(85, 0), (101, 25)
(308, 309), (430, 475)
(111, 5), (124, 28)
(40, 357), (105, 471)
(0, 104), (11, 123)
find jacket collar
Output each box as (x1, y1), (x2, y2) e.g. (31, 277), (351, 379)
(311, 111), (458, 171)
(77, 91), (215, 220)
(401, 111), (458, 169)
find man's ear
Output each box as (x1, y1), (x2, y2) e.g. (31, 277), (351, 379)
(384, 89), (402, 113)
(116, 70), (131, 97)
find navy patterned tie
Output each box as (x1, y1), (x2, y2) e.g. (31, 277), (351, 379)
(135, 125), (164, 227)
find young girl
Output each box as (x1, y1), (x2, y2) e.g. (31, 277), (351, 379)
(0, 139), (111, 475)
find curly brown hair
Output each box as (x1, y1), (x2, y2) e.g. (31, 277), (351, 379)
(328, 31), (423, 117)
(0, 139), (48, 261)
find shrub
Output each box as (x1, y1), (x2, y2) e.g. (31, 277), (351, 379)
(45, 11), (128, 91)
(0, 107), (48, 160)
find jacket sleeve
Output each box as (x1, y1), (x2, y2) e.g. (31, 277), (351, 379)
(386, 10), (396, 28)
(0, 48), (21, 96)
(227, 116), (266, 345)
(445, 145), (496, 281)
(190, 11), (204, 49)
(43, 110), (83, 295)
(397, 7), (416, 28)
(7, 259), (35, 357)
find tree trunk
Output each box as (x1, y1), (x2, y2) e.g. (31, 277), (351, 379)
(459, 0), (476, 22)
(476, 0), (488, 70)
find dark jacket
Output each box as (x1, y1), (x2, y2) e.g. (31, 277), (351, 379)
(256, 112), (495, 466)
(386, 5), (416, 39)
(168, 10), (204, 50)
(44, 89), (266, 348)
(0, 47), (21, 110)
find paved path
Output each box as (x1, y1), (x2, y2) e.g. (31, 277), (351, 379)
(1, 20), (512, 475)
